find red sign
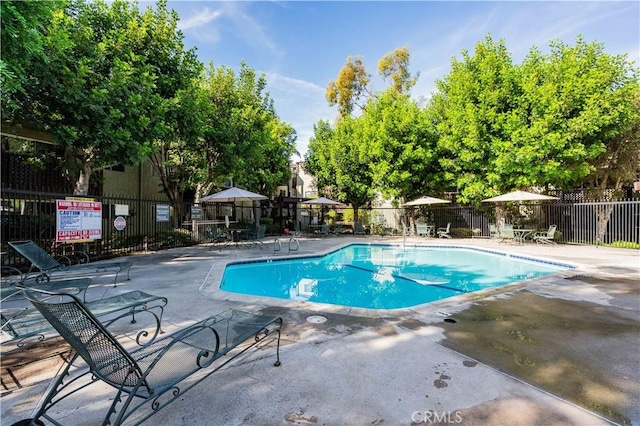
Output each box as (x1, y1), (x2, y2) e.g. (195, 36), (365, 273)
(56, 200), (103, 242)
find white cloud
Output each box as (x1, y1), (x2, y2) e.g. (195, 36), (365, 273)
(177, 7), (221, 31)
(224, 3), (282, 58)
(265, 73), (336, 159)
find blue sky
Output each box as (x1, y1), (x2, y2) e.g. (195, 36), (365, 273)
(155, 1), (639, 160)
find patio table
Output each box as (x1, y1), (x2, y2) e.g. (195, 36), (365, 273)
(513, 229), (535, 244)
(229, 229), (253, 248)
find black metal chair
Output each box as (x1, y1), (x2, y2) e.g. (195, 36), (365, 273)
(17, 288), (282, 426)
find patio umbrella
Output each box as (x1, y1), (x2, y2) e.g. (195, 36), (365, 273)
(201, 187), (267, 229)
(403, 196), (451, 206)
(482, 190), (559, 233)
(300, 197), (344, 227)
(200, 187), (268, 203)
(301, 197), (345, 206)
(403, 196), (450, 236)
(482, 190), (558, 203)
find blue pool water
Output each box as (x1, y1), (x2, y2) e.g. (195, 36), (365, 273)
(220, 244), (571, 309)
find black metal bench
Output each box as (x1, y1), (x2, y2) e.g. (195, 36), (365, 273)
(16, 288), (282, 426)
(1, 288), (167, 353)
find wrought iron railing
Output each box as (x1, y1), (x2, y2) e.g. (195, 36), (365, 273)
(1, 189), (638, 270)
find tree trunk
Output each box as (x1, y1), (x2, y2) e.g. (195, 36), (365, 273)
(595, 204), (615, 245)
(73, 163), (92, 195)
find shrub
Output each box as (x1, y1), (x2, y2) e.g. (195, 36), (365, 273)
(450, 228), (473, 238)
(604, 241), (640, 249)
(156, 228), (193, 247)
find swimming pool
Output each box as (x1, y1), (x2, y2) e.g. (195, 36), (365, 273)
(220, 244), (572, 309)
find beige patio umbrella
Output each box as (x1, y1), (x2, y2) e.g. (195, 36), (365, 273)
(200, 186), (268, 202)
(482, 190), (558, 203)
(300, 197), (345, 226)
(482, 190), (559, 231)
(201, 187), (268, 228)
(301, 196), (345, 206)
(403, 196), (451, 206)
(402, 196), (451, 236)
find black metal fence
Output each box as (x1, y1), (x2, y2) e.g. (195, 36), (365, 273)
(1, 189), (638, 270)
(367, 200), (640, 245)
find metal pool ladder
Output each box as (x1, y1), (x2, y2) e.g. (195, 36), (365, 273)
(274, 237), (299, 254)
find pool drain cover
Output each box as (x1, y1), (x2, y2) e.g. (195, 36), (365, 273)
(306, 315), (328, 324)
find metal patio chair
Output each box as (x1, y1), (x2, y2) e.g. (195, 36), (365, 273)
(416, 223), (431, 237)
(533, 225), (558, 245)
(499, 224), (516, 244)
(17, 288), (283, 426)
(437, 223), (451, 238)
(8, 240), (132, 286)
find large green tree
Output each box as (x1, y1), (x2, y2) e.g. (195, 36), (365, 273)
(430, 35), (520, 203)
(361, 88), (439, 203)
(305, 116), (376, 225)
(14, 0), (202, 195)
(191, 62), (296, 200)
(304, 119), (336, 191)
(429, 35), (639, 203)
(0, 0), (67, 119)
(514, 37), (640, 192)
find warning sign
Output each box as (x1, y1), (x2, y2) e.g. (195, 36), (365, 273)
(114, 216), (127, 231)
(56, 199), (102, 242)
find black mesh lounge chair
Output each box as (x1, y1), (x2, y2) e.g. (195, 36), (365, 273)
(17, 288), (282, 426)
(8, 240), (132, 286)
(2, 286), (167, 353)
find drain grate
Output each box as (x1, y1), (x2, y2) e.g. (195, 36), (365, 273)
(306, 315), (328, 324)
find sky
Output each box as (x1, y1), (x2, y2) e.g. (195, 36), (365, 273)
(154, 1), (639, 160)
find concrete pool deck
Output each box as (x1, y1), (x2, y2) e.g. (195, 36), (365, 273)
(1, 236), (638, 425)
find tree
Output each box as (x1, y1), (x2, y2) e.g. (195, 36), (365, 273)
(430, 35), (520, 203)
(16, 0), (203, 195)
(585, 93), (640, 243)
(586, 95), (640, 198)
(0, 0), (67, 119)
(170, 62), (296, 200)
(513, 37), (639, 192)
(326, 56), (372, 117)
(360, 88), (439, 203)
(304, 119), (336, 191)
(377, 46), (419, 94)
(305, 116), (376, 225)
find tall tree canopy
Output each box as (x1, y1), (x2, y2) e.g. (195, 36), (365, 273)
(0, 0), (66, 118)
(378, 46), (419, 95)
(361, 88), (439, 203)
(313, 47), (426, 214)
(152, 61), (297, 202)
(430, 35), (639, 203)
(195, 62), (296, 199)
(514, 37), (639, 193)
(7, 0), (203, 195)
(430, 35), (520, 203)
(325, 56), (372, 118)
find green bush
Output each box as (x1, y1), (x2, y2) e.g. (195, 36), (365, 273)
(450, 228), (473, 238)
(156, 228), (193, 247)
(604, 241), (640, 249)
